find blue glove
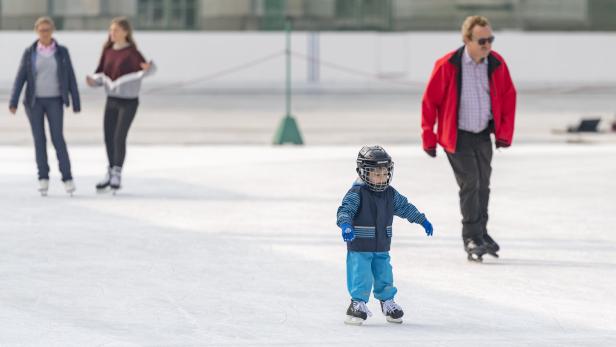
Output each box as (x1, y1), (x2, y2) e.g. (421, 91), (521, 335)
(421, 219), (433, 236)
(341, 224), (355, 242)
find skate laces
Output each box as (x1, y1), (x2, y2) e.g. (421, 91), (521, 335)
(352, 301), (372, 317)
(381, 299), (401, 314)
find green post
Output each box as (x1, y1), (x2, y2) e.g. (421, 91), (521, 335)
(285, 18), (291, 118)
(273, 18), (304, 145)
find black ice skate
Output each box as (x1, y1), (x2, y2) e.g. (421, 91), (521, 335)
(464, 237), (488, 262)
(345, 299), (372, 325)
(380, 299), (404, 324)
(483, 233), (500, 258)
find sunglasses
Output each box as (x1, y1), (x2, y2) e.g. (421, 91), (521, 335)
(475, 36), (495, 45)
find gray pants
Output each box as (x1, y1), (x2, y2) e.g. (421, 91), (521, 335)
(446, 129), (493, 241)
(25, 97), (72, 181)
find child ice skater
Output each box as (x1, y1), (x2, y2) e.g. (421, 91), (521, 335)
(336, 145), (433, 325)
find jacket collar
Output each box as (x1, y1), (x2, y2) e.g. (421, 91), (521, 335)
(28, 39), (60, 53)
(449, 45), (502, 76)
(463, 46), (487, 65)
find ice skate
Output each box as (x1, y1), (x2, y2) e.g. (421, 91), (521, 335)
(464, 237), (488, 263)
(38, 179), (49, 196)
(344, 300), (372, 325)
(96, 167), (111, 193)
(63, 179), (76, 197)
(483, 233), (500, 258)
(109, 166), (122, 194)
(380, 299), (404, 324)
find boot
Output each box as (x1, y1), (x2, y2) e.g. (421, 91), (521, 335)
(63, 179), (76, 196)
(345, 299), (372, 325)
(38, 179), (49, 196)
(380, 299), (404, 323)
(96, 167), (111, 191)
(109, 166), (122, 191)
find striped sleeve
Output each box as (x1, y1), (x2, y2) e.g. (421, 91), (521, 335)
(393, 188), (426, 224)
(336, 190), (361, 227)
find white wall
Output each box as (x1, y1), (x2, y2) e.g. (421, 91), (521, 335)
(1, 31), (615, 92)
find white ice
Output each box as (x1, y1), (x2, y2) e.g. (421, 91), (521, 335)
(1, 144), (615, 346)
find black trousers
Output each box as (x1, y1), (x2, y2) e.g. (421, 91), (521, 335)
(103, 97), (139, 168)
(446, 129), (493, 241)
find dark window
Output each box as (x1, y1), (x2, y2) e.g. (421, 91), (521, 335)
(137, 0), (197, 29)
(336, 0), (359, 19)
(335, 0), (391, 30)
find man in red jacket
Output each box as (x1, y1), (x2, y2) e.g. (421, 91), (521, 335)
(421, 16), (516, 262)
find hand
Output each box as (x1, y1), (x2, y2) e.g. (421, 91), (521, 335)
(86, 76), (96, 87)
(341, 224), (355, 242)
(140, 62), (151, 71)
(424, 147), (436, 158)
(421, 219), (433, 236)
(9, 107), (17, 115)
(495, 140), (510, 149)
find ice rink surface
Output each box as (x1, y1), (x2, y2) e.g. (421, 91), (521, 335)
(2, 28), (616, 346)
(1, 144), (615, 346)
(1, 91), (616, 146)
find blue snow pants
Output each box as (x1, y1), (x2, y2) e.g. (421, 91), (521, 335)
(346, 251), (397, 303)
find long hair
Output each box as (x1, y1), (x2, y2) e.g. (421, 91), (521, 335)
(103, 17), (137, 50)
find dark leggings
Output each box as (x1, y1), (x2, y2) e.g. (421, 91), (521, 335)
(103, 97), (139, 168)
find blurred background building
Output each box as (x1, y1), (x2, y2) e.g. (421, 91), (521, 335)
(1, 0), (616, 31)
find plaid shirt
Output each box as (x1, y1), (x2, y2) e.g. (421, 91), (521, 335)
(458, 47), (492, 133)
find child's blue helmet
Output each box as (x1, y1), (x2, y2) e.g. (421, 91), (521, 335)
(356, 145), (394, 192)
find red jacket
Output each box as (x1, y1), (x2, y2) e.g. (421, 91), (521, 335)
(421, 46), (516, 153)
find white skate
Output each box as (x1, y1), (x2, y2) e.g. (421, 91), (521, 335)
(64, 180), (76, 197)
(38, 179), (49, 196)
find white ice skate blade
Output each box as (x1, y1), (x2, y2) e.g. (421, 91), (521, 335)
(96, 187), (120, 195)
(467, 253), (483, 262)
(39, 191), (48, 197)
(386, 317), (403, 324)
(344, 316), (365, 325)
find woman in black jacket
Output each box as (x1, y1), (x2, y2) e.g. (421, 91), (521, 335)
(9, 16), (81, 196)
